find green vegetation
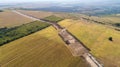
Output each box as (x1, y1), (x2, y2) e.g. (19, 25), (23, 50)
(0, 21), (49, 46)
(44, 15), (63, 22)
(108, 37), (113, 41)
(0, 10), (3, 12)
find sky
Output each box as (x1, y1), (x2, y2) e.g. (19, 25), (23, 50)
(0, 0), (110, 3)
(0, 0), (39, 3)
(0, 0), (119, 4)
(0, 0), (62, 3)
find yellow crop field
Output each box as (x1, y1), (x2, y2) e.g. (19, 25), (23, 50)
(0, 11), (32, 28)
(0, 26), (88, 67)
(59, 19), (120, 67)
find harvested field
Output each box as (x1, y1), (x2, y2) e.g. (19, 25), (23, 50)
(17, 10), (76, 19)
(0, 11), (32, 28)
(18, 10), (54, 19)
(0, 26), (88, 67)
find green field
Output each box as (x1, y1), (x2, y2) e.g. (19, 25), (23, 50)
(44, 15), (63, 22)
(0, 26), (88, 67)
(59, 19), (120, 67)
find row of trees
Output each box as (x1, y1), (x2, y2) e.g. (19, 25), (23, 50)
(81, 16), (120, 30)
(0, 21), (50, 46)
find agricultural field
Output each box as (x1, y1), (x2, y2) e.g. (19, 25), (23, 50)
(18, 10), (54, 19)
(43, 15), (63, 22)
(0, 0), (120, 67)
(0, 11), (32, 28)
(0, 26), (88, 67)
(101, 15), (120, 23)
(59, 19), (120, 67)
(17, 10), (76, 20)
(0, 10), (120, 67)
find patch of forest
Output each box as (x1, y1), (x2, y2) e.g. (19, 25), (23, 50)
(0, 21), (50, 46)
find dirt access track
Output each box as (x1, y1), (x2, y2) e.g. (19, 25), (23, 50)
(12, 10), (103, 67)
